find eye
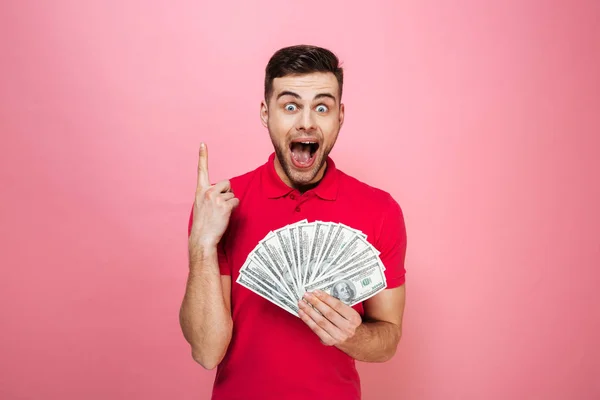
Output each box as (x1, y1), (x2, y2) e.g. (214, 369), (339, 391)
(316, 105), (328, 113)
(285, 104), (297, 112)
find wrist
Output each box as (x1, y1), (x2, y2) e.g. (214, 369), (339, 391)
(188, 242), (218, 265)
(189, 231), (221, 249)
(335, 323), (365, 351)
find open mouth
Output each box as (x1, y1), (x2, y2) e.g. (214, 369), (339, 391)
(289, 139), (320, 169)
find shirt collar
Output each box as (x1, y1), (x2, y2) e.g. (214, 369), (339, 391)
(262, 152), (339, 201)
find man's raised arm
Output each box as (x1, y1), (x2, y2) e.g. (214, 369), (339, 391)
(179, 143), (239, 370)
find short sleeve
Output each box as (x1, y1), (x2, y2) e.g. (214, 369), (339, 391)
(375, 196), (407, 288)
(187, 206), (231, 276)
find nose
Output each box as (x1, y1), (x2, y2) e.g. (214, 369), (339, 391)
(296, 107), (317, 132)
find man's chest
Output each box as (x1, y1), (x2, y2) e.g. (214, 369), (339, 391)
(224, 195), (379, 280)
(224, 192), (378, 318)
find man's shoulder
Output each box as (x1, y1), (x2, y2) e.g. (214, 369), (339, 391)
(226, 161), (264, 197)
(336, 168), (398, 208)
(229, 166), (260, 186)
(335, 167), (406, 251)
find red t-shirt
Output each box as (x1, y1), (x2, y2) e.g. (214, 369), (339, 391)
(188, 153), (407, 400)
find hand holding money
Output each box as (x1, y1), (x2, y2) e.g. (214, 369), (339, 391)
(298, 290), (362, 346)
(236, 220), (388, 317)
(189, 143), (240, 254)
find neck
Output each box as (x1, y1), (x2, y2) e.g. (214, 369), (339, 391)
(296, 180), (321, 194)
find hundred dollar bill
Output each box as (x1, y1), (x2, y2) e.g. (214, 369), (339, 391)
(259, 231), (301, 299)
(315, 222), (336, 269)
(313, 224), (369, 281)
(240, 259), (281, 293)
(307, 251), (384, 290)
(313, 247), (377, 285)
(243, 220), (308, 299)
(237, 271), (299, 316)
(304, 259), (387, 306)
(309, 233), (372, 283)
(287, 225), (301, 296)
(305, 221), (329, 286)
(241, 257), (294, 302)
(273, 225), (302, 298)
(251, 244), (297, 300)
(297, 223), (315, 288)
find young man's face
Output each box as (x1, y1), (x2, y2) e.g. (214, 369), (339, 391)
(261, 72), (344, 188)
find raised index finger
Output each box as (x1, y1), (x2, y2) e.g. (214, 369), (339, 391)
(197, 142), (210, 190)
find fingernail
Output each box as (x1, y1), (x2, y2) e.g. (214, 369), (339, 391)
(303, 293), (312, 300)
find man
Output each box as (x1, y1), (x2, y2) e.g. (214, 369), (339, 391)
(180, 44), (407, 400)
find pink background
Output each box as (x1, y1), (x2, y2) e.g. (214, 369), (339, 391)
(1, 1), (599, 399)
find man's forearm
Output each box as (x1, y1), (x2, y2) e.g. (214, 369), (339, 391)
(179, 245), (232, 370)
(335, 320), (401, 362)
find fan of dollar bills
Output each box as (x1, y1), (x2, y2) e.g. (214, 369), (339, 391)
(236, 220), (387, 317)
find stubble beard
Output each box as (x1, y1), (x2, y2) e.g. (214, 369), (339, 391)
(270, 135), (333, 188)
(271, 139), (330, 188)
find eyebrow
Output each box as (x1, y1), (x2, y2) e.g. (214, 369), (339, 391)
(276, 91), (337, 104)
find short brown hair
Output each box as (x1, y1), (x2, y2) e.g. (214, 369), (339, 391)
(264, 44), (344, 102)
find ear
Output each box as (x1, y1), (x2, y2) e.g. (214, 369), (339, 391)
(339, 103), (345, 128)
(260, 100), (269, 128)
